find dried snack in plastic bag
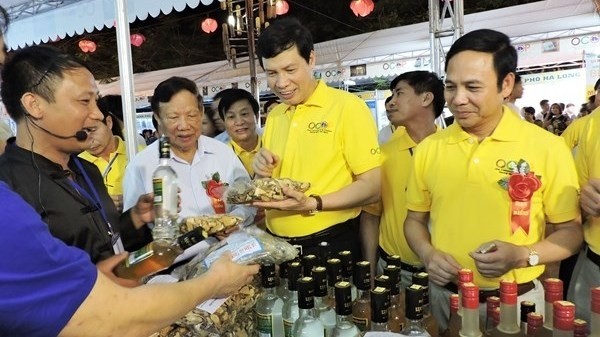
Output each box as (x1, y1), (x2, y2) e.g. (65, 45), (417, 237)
(184, 226), (298, 280)
(179, 214), (243, 236)
(226, 177), (310, 203)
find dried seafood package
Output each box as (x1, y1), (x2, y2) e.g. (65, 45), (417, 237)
(184, 226), (298, 280)
(179, 214), (243, 236)
(226, 177), (310, 203)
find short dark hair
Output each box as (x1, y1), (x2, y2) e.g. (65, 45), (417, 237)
(256, 17), (313, 69)
(213, 88), (235, 102)
(523, 106), (535, 115)
(594, 78), (600, 91)
(1, 45), (91, 122)
(0, 5), (9, 35)
(97, 96), (124, 139)
(217, 89), (259, 120)
(540, 99), (549, 106)
(514, 74), (522, 84)
(263, 98), (280, 112)
(150, 76), (202, 117)
(445, 29), (517, 91)
(384, 96), (392, 104)
(97, 95), (124, 121)
(390, 71), (445, 118)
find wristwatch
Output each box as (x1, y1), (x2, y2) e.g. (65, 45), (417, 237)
(527, 246), (540, 266)
(308, 195), (323, 215)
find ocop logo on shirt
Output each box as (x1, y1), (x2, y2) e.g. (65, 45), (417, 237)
(307, 121), (331, 134)
(370, 147), (381, 155)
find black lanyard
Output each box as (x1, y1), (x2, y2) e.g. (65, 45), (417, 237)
(70, 157), (114, 236)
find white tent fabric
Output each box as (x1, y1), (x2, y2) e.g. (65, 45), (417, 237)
(97, 0), (600, 97)
(4, 0), (213, 50)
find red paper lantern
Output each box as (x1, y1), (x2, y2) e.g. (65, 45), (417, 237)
(201, 18), (218, 34)
(78, 39), (97, 53)
(350, 0), (374, 17)
(275, 0), (289, 15)
(130, 33), (146, 47)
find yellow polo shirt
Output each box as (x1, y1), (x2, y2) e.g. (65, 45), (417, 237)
(575, 109), (600, 255)
(229, 137), (261, 177)
(262, 80), (381, 237)
(406, 107), (580, 288)
(79, 136), (128, 195)
(379, 126), (437, 266)
(562, 114), (591, 150)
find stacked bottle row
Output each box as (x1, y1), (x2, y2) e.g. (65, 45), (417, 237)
(443, 271), (600, 337)
(254, 249), (442, 337)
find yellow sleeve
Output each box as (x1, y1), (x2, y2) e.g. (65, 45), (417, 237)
(341, 96), (381, 175)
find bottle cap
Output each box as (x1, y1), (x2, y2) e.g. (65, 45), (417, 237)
(318, 241), (330, 265)
(462, 282), (480, 310)
(158, 136), (171, 159)
(371, 287), (389, 323)
(412, 272), (430, 305)
(592, 287), (600, 314)
(449, 294), (460, 313)
(486, 296), (500, 314)
(386, 254), (402, 267)
(520, 301), (536, 323)
(297, 277), (315, 309)
(405, 284), (424, 320)
(458, 269), (474, 285)
(527, 312), (543, 336)
(500, 279), (518, 305)
(335, 281), (353, 316)
(338, 250), (353, 278)
(544, 278), (564, 303)
(553, 301), (575, 331)
(574, 319), (588, 337)
(374, 275), (391, 309)
(287, 261), (302, 291)
(353, 261), (371, 290)
(260, 264), (277, 288)
(326, 258), (342, 287)
(312, 266), (328, 297)
(383, 265), (401, 295)
(302, 254), (318, 277)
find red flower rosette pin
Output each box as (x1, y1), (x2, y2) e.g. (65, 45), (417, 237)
(202, 172), (229, 214)
(498, 159), (541, 235)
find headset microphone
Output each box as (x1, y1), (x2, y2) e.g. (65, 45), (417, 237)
(26, 116), (88, 142)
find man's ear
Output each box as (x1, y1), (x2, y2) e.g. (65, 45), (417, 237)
(20, 93), (44, 119)
(421, 92), (434, 108)
(105, 115), (113, 129)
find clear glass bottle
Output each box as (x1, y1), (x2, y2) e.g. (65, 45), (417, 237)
(552, 301), (575, 337)
(371, 286), (390, 331)
(540, 279), (564, 337)
(313, 266), (336, 337)
(485, 296), (501, 336)
(332, 281), (360, 337)
(490, 280), (521, 337)
(303, 254), (318, 278)
(574, 319), (588, 337)
(400, 284), (432, 337)
(443, 294), (460, 337)
(458, 269), (474, 317)
(152, 135), (178, 238)
(326, 258), (343, 309)
(256, 264), (285, 337)
(527, 313), (544, 337)
(384, 264), (406, 318)
(351, 261), (372, 332)
(338, 251), (357, 301)
(591, 287), (600, 337)
(520, 301), (537, 336)
(460, 282), (482, 337)
(283, 261), (303, 337)
(113, 226), (205, 279)
(413, 272), (440, 337)
(376, 273), (405, 332)
(292, 276), (325, 337)
(277, 261), (291, 302)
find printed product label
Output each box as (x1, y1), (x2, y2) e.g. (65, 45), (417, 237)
(283, 319), (294, 337)
(125, 246), (154, 267)
(152, 178), (163, 205)
(256, 311), (274, 336)
(352, 316), (369, 332)
(203, 232), (265, 267)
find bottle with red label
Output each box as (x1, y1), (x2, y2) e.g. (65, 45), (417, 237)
(442, 294), (460, 337)
(490, 280), (521, 337)
(540, 279), (564, 337)
(552, 301), (575, 337)
(527, 313), (544, 337)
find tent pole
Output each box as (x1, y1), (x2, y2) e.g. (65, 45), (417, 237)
(114, 0), (138, 160)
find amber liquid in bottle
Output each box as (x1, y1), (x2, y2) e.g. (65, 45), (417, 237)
(376, 272), (405, 332)
(413, 272), (440, 337)
(351, 261), (372, 332)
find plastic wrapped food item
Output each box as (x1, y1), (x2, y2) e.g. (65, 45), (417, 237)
(226, 177), (310, 203)
(183, 226), (299, 280)
(179, 214), (243, 236)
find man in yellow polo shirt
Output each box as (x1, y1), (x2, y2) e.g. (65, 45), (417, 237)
(79, 97), (129, 212)
(217, 88), (262, 177)
(374, 71), (444, 287)
(251, 18), (381, 259)
(569, 85), (600, 322)
(562, 79), (599, 151)
(404, 29), (582, 329)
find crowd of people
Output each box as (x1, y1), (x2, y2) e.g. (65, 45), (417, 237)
(1, 5), (600, 337)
